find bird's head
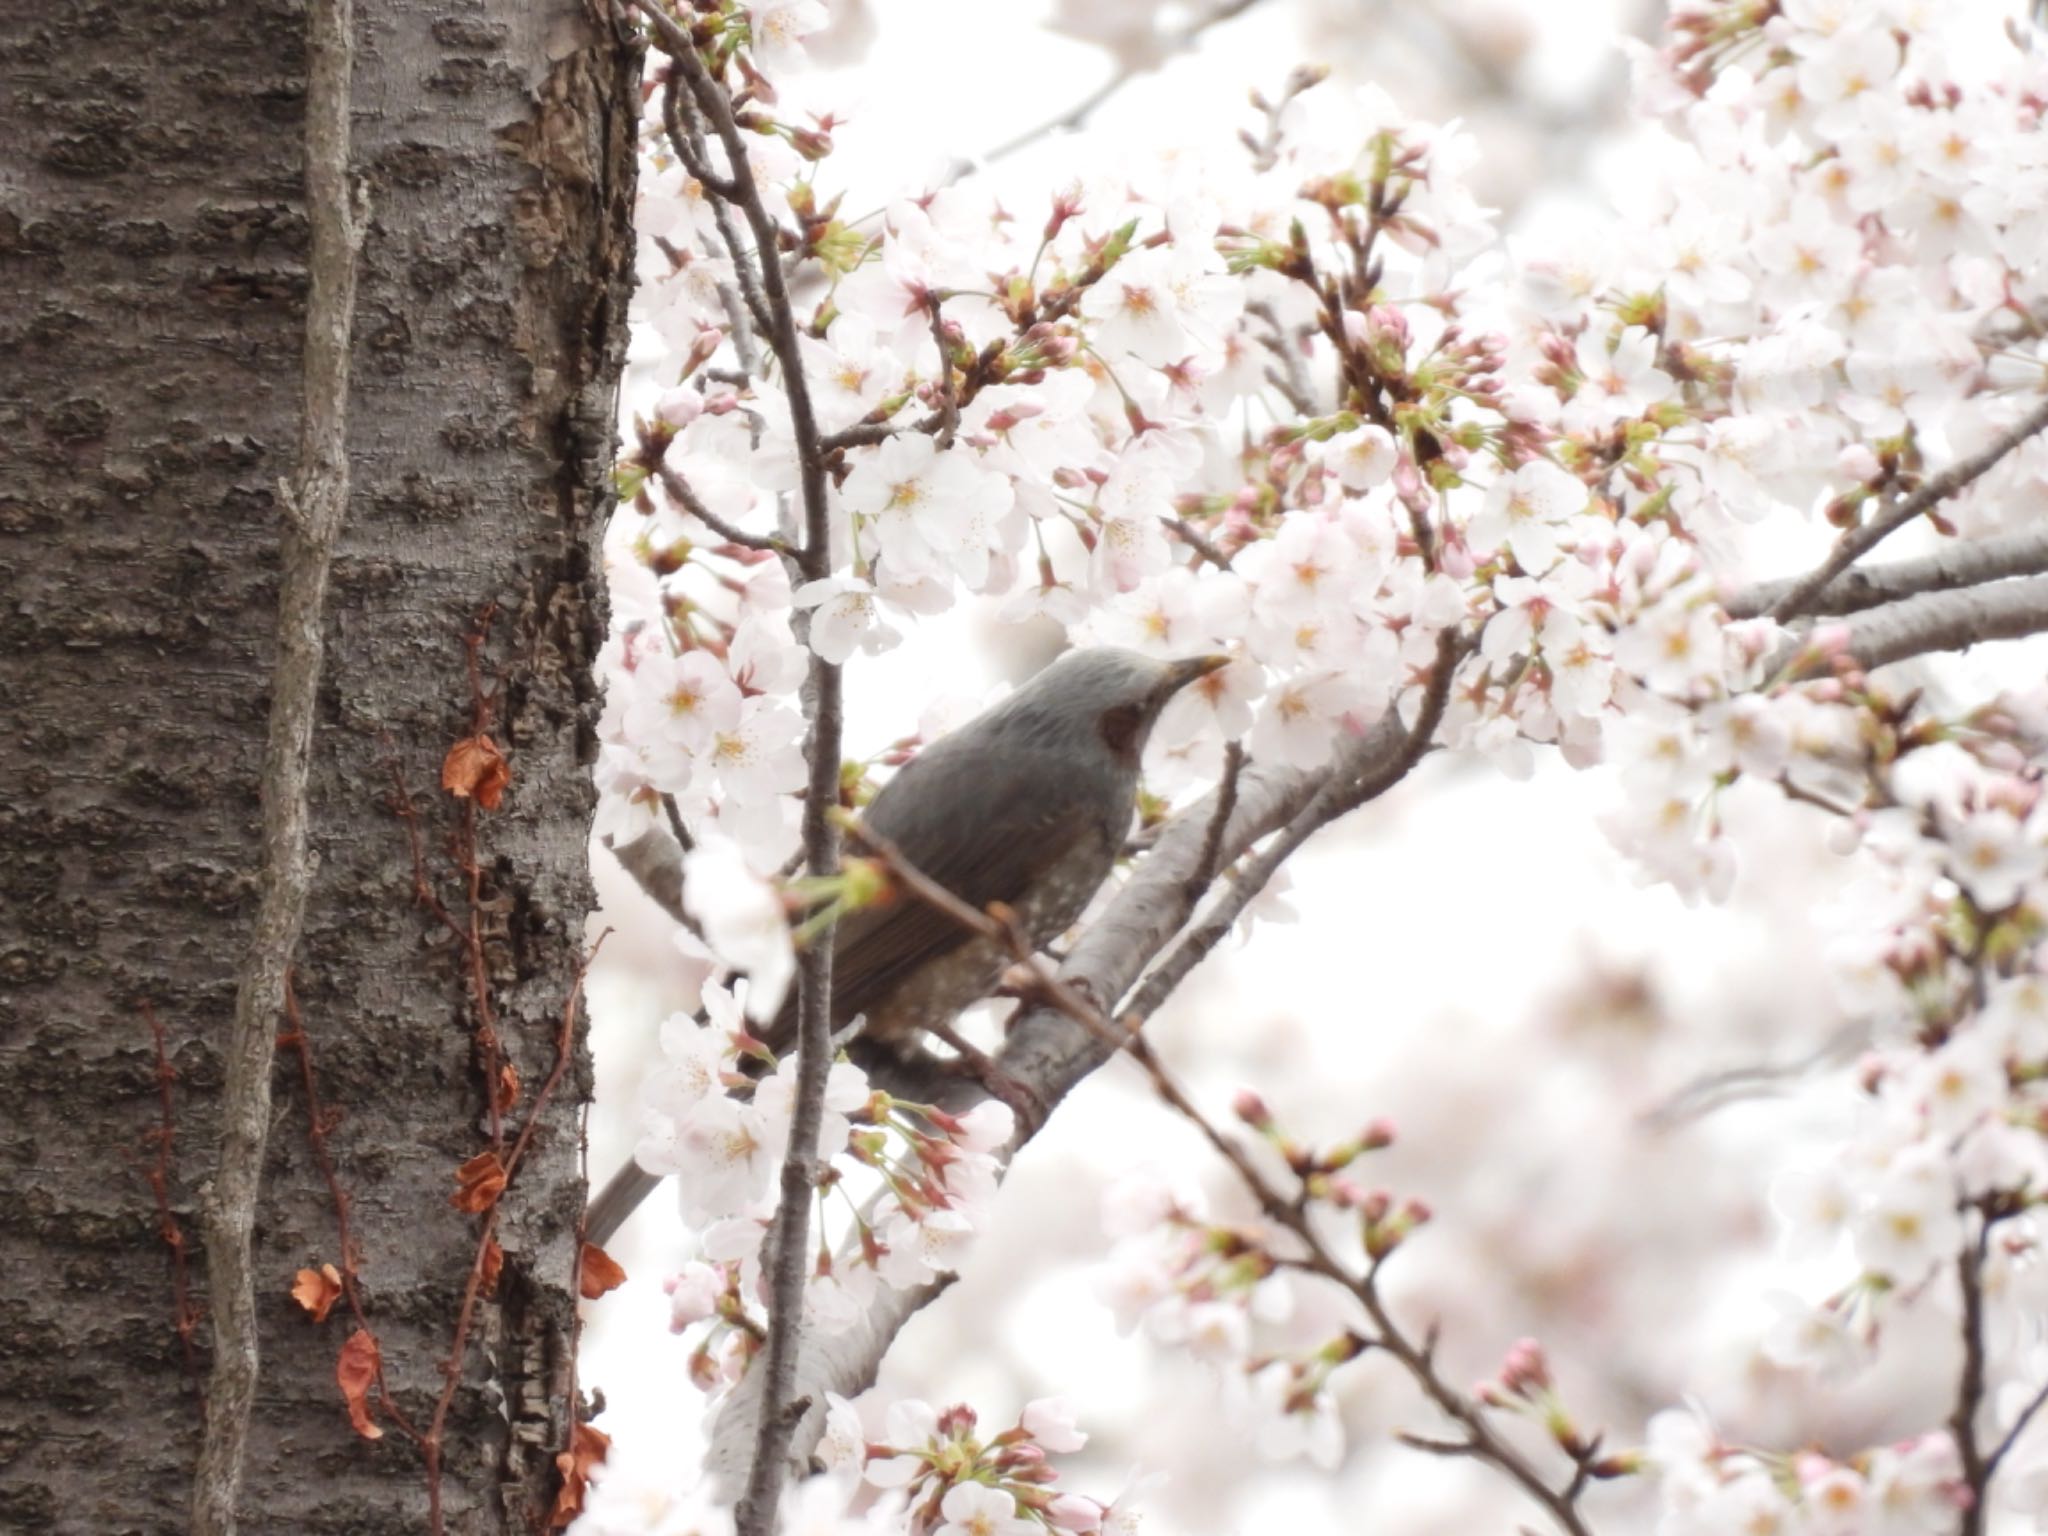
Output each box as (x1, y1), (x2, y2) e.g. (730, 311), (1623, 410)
(1016, 647), (1231, 766)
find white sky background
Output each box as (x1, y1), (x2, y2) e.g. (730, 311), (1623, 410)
(583, 3), (2048, 1530)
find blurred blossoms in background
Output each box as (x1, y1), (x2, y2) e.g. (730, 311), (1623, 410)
(575, 0), (2048, 1530)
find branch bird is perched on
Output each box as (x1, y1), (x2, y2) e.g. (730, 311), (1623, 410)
(586, 647), (1230, 1244)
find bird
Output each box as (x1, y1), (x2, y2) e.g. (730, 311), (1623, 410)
(585, 647), (1230, 1245)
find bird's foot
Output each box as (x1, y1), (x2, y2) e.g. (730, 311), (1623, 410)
(927, 1020), (1049, 1133)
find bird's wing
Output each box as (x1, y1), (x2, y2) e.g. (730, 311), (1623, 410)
(764, 740), (1110, 1046)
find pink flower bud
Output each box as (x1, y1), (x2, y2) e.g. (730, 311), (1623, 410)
(1499, 1337), (1552, 1397)
(655, 388), (704, 428)
(1368, 304), (1409, 349)
(1046, 1494), (1103, 1533)
(1233, 1088), (1274, 1129)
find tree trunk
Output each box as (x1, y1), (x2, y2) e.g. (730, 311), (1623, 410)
(0, 0), (636, 1529)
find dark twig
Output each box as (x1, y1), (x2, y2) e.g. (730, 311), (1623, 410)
(821, 420), (906, 453)
(660, 67), (770, 348)
(1122, 631), (1462, 1025)
(928, 302), (959, 448)
(1165, 515), (1235, 571)
(1764, 395), (2048, 623)
(656, 464), (787, 554)
(1247, 299), (1317, 415)
(1988, 1374), (2048, 1481)
(1953, 1214), (1993, 1536)
(1189, 741), (1247, 895)
(193, 0), (362, 1521)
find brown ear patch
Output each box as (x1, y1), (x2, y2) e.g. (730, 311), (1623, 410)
(1098, 702), (1145, 762)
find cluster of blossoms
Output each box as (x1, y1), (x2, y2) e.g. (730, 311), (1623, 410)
(1096, 1102), (1440, 1471)
(1650, 1411), (1968, 1536)
(1551, 0), (2048, 896)
(585, 0), (2048, 1527)
(813, 1394), (1144, 1535)
(572, 1397), (1133, 1536)
(1580, 4), (2048, 1528)
(633, 982), (1016, 1391)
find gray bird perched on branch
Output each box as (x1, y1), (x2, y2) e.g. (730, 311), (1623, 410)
(585, 647), (1229, 1245)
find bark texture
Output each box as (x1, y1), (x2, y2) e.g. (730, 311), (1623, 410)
(0, 0), (637, 1529)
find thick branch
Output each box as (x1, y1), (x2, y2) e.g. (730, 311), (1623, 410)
(1763, 395), (2048, 622)
(1726, 525), (2048, 619)
(601, 826), (691, 929)
(1832, 573), (2048, 671)
(192, 1), (360, 1528)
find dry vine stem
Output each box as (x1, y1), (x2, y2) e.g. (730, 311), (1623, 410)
(192, 0), (361, 1525)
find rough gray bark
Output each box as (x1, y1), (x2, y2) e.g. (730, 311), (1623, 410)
(0, 1), (636, 1530)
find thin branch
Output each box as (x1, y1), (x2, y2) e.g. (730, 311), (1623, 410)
(1189, 742), (1247, 895)
(656, 463), (788, 554)
(1953, 1217), (1992, 1536)
(192, 0), (361, 1524)
(1763, 395), (2048, 623)
(1988, 1373), (2048, 1480)
(1164, 514), (1235, 571)
(661, 67), (771, 355)
(1639, 1021), (1867, 1129)
(1122, 632), (1462, 1027)
(820, 420), (904, 453)
(1726, 525), (2048, 619)
(961, 0), (1274, 177)
(928, 302), (959, 448)
(630, 13), (846, 1531)
(1247, 299), (1316, 416)
(1126, 1039), (1600, 1536)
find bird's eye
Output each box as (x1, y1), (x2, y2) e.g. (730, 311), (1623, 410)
(1098, 703), (1145, 760)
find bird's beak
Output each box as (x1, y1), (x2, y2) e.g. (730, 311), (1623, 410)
(1165, 654), (1232, 694)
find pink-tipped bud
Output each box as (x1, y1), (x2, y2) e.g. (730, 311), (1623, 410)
(655, 387), (704, 429)
(1500, 1337), (1553, 1398)
(1233, 1088), (1274, 1131)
